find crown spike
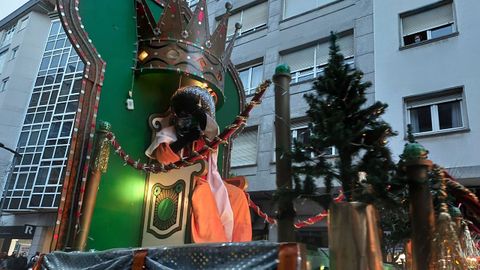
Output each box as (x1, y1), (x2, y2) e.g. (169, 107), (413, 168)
(159, 0), (188, 39)
(185, 0), (210, 46)
(223, 22), (241, 65)
(136, 0), (156, 39)
(209, 2), (233, 58)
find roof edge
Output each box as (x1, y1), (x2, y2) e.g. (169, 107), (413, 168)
(0, 0), (55, 29)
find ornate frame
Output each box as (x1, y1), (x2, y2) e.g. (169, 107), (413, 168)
(52, 0), (245, 250)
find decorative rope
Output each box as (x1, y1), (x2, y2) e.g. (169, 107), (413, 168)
(294, 193), (345, 229)
(245, 191), (345, 228)
(104, 80), (272, 174)
(245, 192), (277, 225)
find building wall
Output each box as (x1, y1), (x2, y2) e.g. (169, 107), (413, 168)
(373, 0), (480, 183)
(208, 0), (375, 191)
(0, 11), (52, 194)
(0, 1), (84, 254)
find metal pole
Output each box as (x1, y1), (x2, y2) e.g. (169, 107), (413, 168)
(273, 64), (295, 242)
(73, 121), (111, 250)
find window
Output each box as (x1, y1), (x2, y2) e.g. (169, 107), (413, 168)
(405, 88), (466, 135)
(3, 20), (83, 211)
(291, 120), (336, 157)
(282, 34), (354, 83)
(231, 127), (258, 167)
(1, 77), (8, 92)
(283, 0), (336, 19)
(11, 47), (18, 60)
(19, 17), (29, 30)
(227, 2), (268, 37)
(0, 50), (7, 73)
(1, 25), (16, 46)
(238, 63), (263, 96)
(186, 0), (199, 8)
(401, 2), (455, 46)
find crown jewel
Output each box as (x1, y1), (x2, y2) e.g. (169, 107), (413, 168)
(135, 0), (241, 104)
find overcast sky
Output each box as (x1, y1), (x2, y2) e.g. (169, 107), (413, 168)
(0, 0), (30, 21)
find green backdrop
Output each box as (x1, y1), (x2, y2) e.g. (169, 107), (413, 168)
(79, 0), (242, 250)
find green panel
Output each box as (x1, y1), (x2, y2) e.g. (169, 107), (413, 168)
(79, 0), (241, 250)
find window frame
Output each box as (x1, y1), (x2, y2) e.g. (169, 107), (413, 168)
(19, 17), (29, 30)
(1, 77), (8, 92)
(1, 25), (16, 46)
(230, 126), (259, 168)
(237, 62), (264, 96)
(0, 49), (7, 73)
(282, 0), (338, 19)
(186, 0), (199, 8)
(291, 124), (337, 157)
(11, 46), (19, 60)
(3, 19), (83, 211)
(404, 87), (468, 137)
(400, 1), (457, 48)
(283, 35), (355, 84)
(227, 1), (269, 38)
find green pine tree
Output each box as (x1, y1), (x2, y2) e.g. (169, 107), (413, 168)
(292, 32), (396, 203)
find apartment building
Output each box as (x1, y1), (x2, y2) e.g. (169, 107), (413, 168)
(0, 0), (85, 256)
(374, 0), (480, 187)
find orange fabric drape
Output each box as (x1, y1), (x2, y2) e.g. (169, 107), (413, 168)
(156, 142), (252, 243)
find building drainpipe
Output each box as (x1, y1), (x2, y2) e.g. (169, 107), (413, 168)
(273, 64), (296, 242)
(73, 121), (111, 251)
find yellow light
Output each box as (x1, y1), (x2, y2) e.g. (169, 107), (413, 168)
(138, 51), (149, 61)
(201, 82), (209, 88)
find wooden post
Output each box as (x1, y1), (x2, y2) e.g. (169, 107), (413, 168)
(406, 162), (434, 270)
(401, 132), (434, 270)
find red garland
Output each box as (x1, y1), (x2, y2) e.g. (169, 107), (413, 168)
(244, 191), (345, 228)
(104, 80), (272, 174)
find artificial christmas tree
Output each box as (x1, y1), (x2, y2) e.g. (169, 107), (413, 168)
(291, 32), (396, 269)
(292, 32), (395, 203)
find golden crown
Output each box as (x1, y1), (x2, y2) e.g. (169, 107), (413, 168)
(135, 0), (241, 105)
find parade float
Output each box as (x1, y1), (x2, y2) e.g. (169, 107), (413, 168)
(32, 0), (480, 269)
(32, 0), (307, 268)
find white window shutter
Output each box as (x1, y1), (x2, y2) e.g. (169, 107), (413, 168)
(402, 4), (453, 36)
(315, 35), (354, 65)
(291, 119), (310, 130)
(282, 46), (315, 72)
(338, 35), (354, 58)
(242, 2), (268, 32)
(284, 0), (316, 18)
(315, 42), (330, 66)
(231, 128), (258, 167)
(227, 12), (242, 36)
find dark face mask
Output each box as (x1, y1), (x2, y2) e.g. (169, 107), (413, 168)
(174, 114), (199, 137)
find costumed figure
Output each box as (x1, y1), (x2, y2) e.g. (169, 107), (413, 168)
(145, 86), (252, 243)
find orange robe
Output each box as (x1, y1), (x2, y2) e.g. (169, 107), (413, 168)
(155, 143), (252, 243)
